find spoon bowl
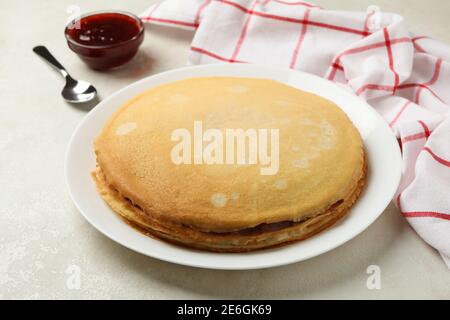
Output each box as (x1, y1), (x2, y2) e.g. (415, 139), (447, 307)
(62, 77), (97, 104)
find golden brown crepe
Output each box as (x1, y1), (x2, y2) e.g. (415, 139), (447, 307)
(93, 77), (367, 252)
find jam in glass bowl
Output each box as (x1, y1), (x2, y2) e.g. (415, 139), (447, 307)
(65, 11), (144, 70)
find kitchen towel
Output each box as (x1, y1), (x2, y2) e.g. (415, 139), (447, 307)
(141, 0), (450, 267)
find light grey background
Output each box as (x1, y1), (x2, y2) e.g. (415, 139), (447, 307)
(0, 0), (449, 299)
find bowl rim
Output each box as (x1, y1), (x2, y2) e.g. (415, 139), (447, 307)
(64, 10), (144, 50)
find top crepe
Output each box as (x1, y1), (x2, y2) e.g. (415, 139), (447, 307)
(94, 77), (365, 234)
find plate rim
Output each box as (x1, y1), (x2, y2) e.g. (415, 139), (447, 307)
(65, 64), (402, 270)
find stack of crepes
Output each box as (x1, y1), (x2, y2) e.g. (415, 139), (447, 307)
(140, 0), (450, 266)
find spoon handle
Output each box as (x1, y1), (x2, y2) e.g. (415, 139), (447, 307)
(33, 46), (69, 78)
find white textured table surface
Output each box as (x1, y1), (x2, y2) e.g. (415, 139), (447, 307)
(1, 0), (449, 299)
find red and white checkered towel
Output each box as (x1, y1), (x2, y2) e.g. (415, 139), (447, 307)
(141, 0), (450, 267)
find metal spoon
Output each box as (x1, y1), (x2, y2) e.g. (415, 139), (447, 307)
(33, 45), (97, 104)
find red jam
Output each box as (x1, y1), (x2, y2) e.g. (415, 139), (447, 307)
(65, 12), (144, 70)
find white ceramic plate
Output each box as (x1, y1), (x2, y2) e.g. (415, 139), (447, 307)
(65, 64), (402, 270)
